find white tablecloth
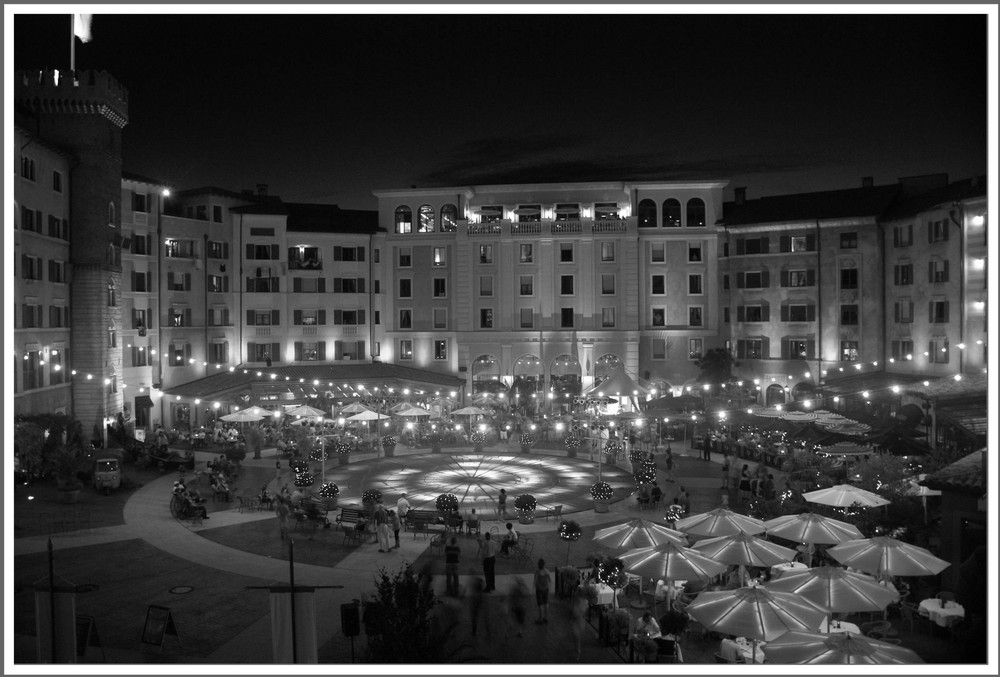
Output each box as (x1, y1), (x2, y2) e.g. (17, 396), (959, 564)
(770, 561), (808, 578)
(736, 638), (766, 663)
(587, 582), (615, 606)
(920, 598), (965, 627)
(820, 619), (861, 634)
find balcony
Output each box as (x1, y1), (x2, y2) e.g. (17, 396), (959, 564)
(255, 327), (272, 337)
(288, 258), (322, 271)
(463, 218), (634, 237)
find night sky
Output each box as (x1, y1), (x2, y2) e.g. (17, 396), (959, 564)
(12, 10), (991, 210)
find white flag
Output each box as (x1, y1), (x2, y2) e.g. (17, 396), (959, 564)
(74, 14), (92, 43)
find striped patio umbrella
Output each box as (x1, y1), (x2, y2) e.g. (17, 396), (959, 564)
(827, 536), (950, 578)
(593, 518), (688, 550)
(764, 565), (899, 615)
(691, 531), (799, 568)
(764, 513), (864, 545)
(674, 507), (766, 537)
(761, 630), (923, 664)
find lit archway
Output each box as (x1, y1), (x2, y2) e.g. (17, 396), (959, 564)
(765, 383), (787, 405)
(471, 355), (501, 394)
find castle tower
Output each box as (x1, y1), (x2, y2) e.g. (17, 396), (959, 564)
(16, 69), (129, 439)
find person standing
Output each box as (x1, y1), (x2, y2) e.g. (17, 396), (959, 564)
(497, 488), (508, 519)
(388, 508), (401, 549)
(664, 449), (675, 482)
(275, 495), (291, 540)
(396, 492), (410, 520)
(374, 500), (390, 552)
(444, 536), (461, 595)
(533, 559), (551, 623)
(481, 532), (498, 592)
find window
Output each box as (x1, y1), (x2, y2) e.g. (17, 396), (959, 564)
(208, 241), (228, 259)
(929, 259), (949, 283)
(399, 309), (412, 329)
(742, 305), (765, 322)
(785, 304), (811, 322)
(398, 278), (411, 298)
(434, 308), (447, 329)
(167, 272), (191, 291)
(724, 307), (730, 323)
(840, 267), (858, 289)
(723, 275), (730, 290)
(245, 243), (277, 260)
(739, 339), (764, 360)
(481, 205), (502, 224)
(169, 342), (192, 366)
(434, 340), (447, 360)
(652, 339), (666, 360)
(595, 202), (619, 219)
(560, 275), (574, 295)
(433, 247), (447, 266)
(333, 246), (365, 261)
(48, 215), (69, 240)
(520, 308), (533, 328)
(688, 274), (703, 295)
(209, 342), (229, 364)
(929, 219), (949, 243)
(651, 275), (665, 295)
(601, 307), (615, 327)
(893, 224), (913, 247)
(555, 203), (580, 221)
(787, 339), (810, 359)
(519, 244), (533, 263)
(52, 171), (62, 192)
(929, 338), (949, 364)
(479, 245), (494, 264)
(689, 338), (703, 359)
(335, 340), (363, 361)
(519, 275), (533, 296)
(20, 156), (37, 181)
(107, 284), (117, 306)
(840, 304), (859, 325)
(840, 232), (858, 249)
(790, 235), (808, 252)
(894, 263), (913, 285)
(248, 342), (278, 363)
(296, 277), (327, 293)
(784, 269), (814, 287)
(737, 237), (768, 255)
(296, 341), (323, 361)
(601, 274), (615, 295)
(21, 350), (42, 390)
(559, 243), (574, 262)
(651, 243), (665, 263)
(929, 300), (949, 324)
(688, 307), (703, 327)
(132, 233), (150, 255)
(21, 304), (43, 328)
(601, 242), (615, 262)
(51, 305), (70, 328)
(662, 199), (681, 227)
(686, 198), (706, 227)
(131, 191), (148, 213)
(212, 205), (223, 223)
(652, 308), (665, 327)
(21, 255), (43, 280)
(441, 204), (458, 232)
(288, 246), (321, 270)
(374, 311), (380, 325)
(840, 341), (859, 362)
(638, 199), (657, 227)
(433, 278), (447, 298)
(480, 308), (493, 329)
(168, 307), (192, 327)
(247, 310), (279, 326)
(296, 309), (328, 325)
(476, 276), (492, 297)
(740, 271), (768, 289)
(894, 300), (913, 323)
(208, 307), (230, 326)
(249, 227), (275, 237)
(560, 308), (574, 328)
(398, 247), (412, 267)
(131, 345), (151, 367)
(246, 275), (279, 293)
(890, 339), (914, 361)
(517, 204), (541, 223)
(48, 260), (66, 283)
(395, 206), (412, 233)
(688, 243), (702, 262)
(20, 207), (42, 233)
(418, 205), (435, 233)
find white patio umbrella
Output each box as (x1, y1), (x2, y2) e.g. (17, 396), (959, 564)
(803, 484), (890, 508)
(692, 532), (799, 569)
(764, 512), (864, 567)
(593, 518), (688, 550)
(285, 404), (328, 418)
(764, 565), (899, 622)
(345, 410), (391, 422)
(761, 630), (923, 664)
(451, 405), (487, 417)
(618, 542), (728, 598)
(220, 409), (265, 423)
(827, 536), (950, 578)
(396, 405), (433, 417)
(339, 402), (372, 415)
(674, 507), (766, 537)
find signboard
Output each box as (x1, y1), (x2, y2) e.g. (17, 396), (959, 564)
(141, 605), (179, 651)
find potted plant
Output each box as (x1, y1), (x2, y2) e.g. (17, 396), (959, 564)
(335, 441), (352, 466)
(48, 446), (86, 503)
(558, 519), (582, 564)
(293, 468), (315, 488)
(428, 432), (442, 454)
(519, 433), (535, 454)
(563, 434), (581, 459)
(309, 445), (329, 472)
(435, 492), (459, 514)
(362, 488), (382, 514)
(604, 441), (623, 464)
(318, 482), (340, 510)
(470, 431), (486, 453)
(591, 481), (613, 513)
(381, 435), (397, 458)
(514, 494), (537, 524)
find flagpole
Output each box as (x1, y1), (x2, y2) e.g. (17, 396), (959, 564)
(70, 15), (75, 73)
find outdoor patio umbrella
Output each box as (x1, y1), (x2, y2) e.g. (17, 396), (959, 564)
(285, 404), (328, 418)
(764, 513), (863, 566)
(674, 507), (766, 537)
(220, 409), (265, 423)
(803, 484), (891, 508)
(618, 542), (728, 586)
(396, 405), (433, 417)
(685, 585), (827, 661)
(593, 518), (688, 550)
(691, 531), (799, 569)
(760, 630), (923, 664)
(345, 410), (390, 422)
(451, 406), (487, 417)
(827, 536), (950, 578)
(764, 565), (899, 617)
(791, 423), (850, 446)
(338, 402), (372, 415)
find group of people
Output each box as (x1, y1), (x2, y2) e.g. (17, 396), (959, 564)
(171, 478), (209, 519)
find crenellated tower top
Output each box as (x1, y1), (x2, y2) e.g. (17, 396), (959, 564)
(16, 69), (129, 128)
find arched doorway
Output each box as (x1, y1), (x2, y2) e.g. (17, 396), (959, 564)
(765, 384), (787, 405)
(472, 355), (501, 394)
(550, 354), (582, 399)
(511, 354), (543, 412)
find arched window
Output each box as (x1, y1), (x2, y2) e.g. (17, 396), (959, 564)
(418, 205), (435, 233)
(108, 202), (116, 228)
(394, 206), (412, 234)
(440, 204), (458, 232)
(662, 199), (681, 227)
(686, 198), (706, 227)
(637, 199), (657, 228)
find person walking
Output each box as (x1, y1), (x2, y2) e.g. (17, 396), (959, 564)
(497, 488), (508, 519)
(275, 495), (291, 540)
(664, 449), (675, 482)
(533, 559), (551, 623)
(374, 500), (390, 552)
(481, 532), (498, 592)
(444, 536), (461, 595)
(388, 508), (401, 549)
(508, 577), (530, 638)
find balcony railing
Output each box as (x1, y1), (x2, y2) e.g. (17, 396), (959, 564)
(255, 327), (272, 337)
(463, 218), (634, 237)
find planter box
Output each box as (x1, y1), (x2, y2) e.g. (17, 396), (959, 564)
(518, 512), (535, 525)
(60, 488), (81, 504)
(593, 499), (610, 513)
(521, 446), (531, 454)
(383, 445), (396, 458)
(338, 455), (350, 466)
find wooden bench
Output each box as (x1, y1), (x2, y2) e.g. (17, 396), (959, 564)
(335, 506), (374, 545)
(293, 497), (333, 536)
(404, 509), (444, 539)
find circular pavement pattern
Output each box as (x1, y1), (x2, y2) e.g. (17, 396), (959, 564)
(317, 452), (637, 516)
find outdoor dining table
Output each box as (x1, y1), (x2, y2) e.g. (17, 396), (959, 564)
(770, 561), (808, 579)
(736, 637), (767, 663)
(819, 619), (861, 634)
(919, 598), (965, 627)
(585, 581), (616, 607)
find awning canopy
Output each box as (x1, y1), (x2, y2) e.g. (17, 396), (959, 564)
(134, 394), (154, 409)
(821, 372), (928, 397)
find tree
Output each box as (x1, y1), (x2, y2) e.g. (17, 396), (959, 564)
(365, 565), (439, 663)
(14, 422), (46, 483)
(694, 348), (736, 386)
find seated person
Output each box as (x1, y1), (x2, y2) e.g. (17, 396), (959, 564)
(465, 508), (480, 535)
(174, 481), (209, 519)
(717, 635), (744, 663)
(354, 516), (369, 533)
(632, 611), (661, 663)
(258, 485), (274, 509)
(500, 522), (519, 555)
(210, 473), (232, 501)
(650, 484), (663, 505)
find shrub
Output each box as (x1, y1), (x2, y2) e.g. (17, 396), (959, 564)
(381, 435), (396, 448)
(558, 520), (582, 541)
(470, 431), (487, 446)
(519, 433), (534, 447)
(514, 494), (537, 511)
(564, 435), (581, 450)
(436, 493), (459, 512)
(319, 482), (340, 498)
(362, 488), (382, 504)
(335, 442), (352, 455)
(591, 481), (613, 500)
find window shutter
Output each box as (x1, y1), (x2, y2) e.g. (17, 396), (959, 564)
(737, 341), (746, 359)
(908, 302), (913, 322)
(147, 307), (154, 329)
(944, 260), (950, 281)
(184, 273), (191, 290)
(358, 309), (366, 325)
(807, 339), (816, 358)
(737, 306), (746, 322)
(736, 272), (745, 289)
(760, 237), (769, 253)
(736, 239), (745, 255)
(270, 244), (279, 260)
(781, 305), (789, 322)
(222, 308), (229, 325)
(168, 344), (175, 361)
(294, 342), (302, 361)
(293, 278), (302, 292)
(928, 222), (934, 243)
(271, 343), (280, 361)
(943, 302), (949, 322)
(317, 310), (325, 325)
(271, 310), (280, 325)
(928, 261), (934, 282)
(807, 304), (816, 322)
(333, 278), (342, 293)
(334, 309), (343, 325)
(333, 246), (342, 261)
(894, 304), (900, 323)
(294, 310), (302, 325)
(319, 341), (326, 360)
(761, 270), (770, 288)
(130, 270), (136, 288)
(893, 229), (899, 247)
(762, 304), (770, 322)
(334, 341), (343, 360)
(761, 337), (770, 359)
(928, 302), (934, 321)
(723, 274), (729, 290)
(146, 272), (152, 290)
(805, 234), (815, 251)
(806, 269), (815, 286)
(780, 270), (789, 287)
(781, 339), (789, 360)
(318, 278), (326, 292)
(248, 342), (257, 360)
(358, 278), (365, 293)
(247, 310), (255, 325)
(357, 247), (365, 261)
(246, 243), (254, 259)
(780, 235), (790, 252)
